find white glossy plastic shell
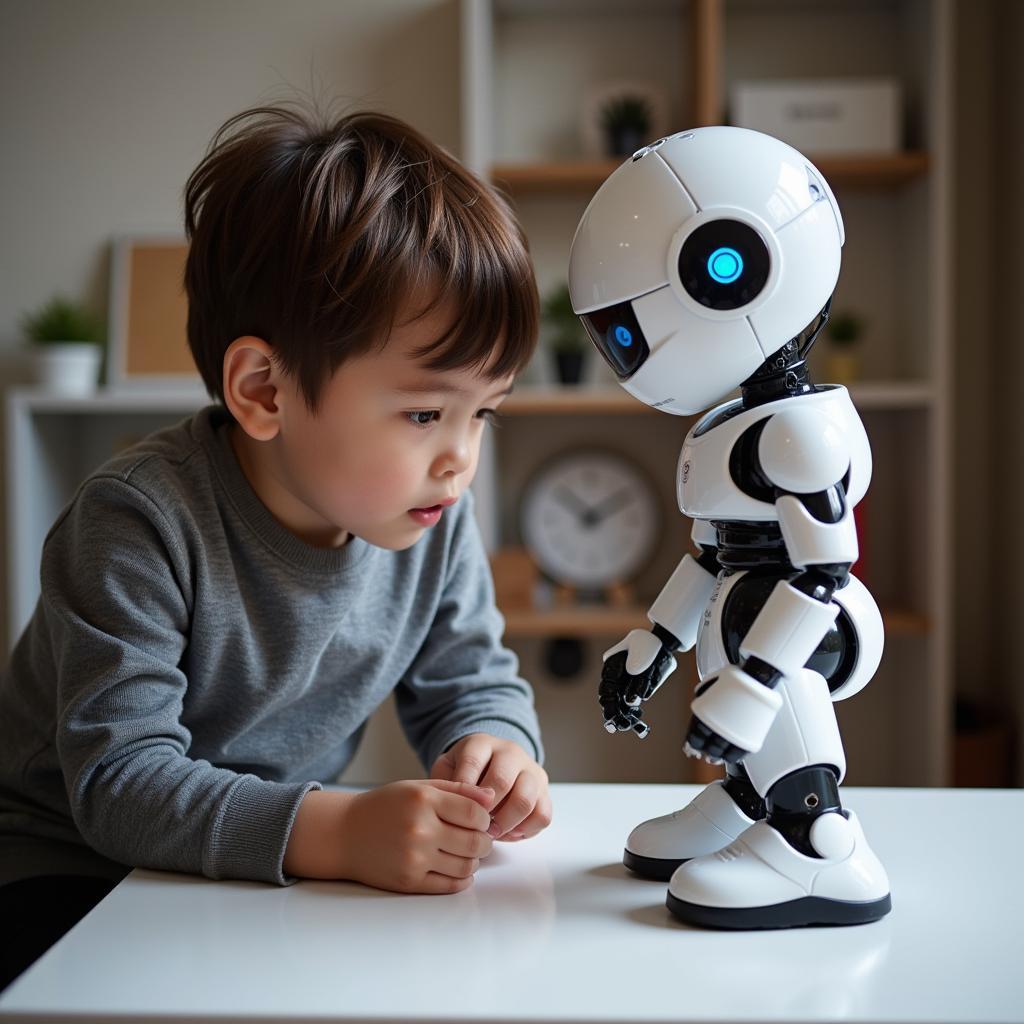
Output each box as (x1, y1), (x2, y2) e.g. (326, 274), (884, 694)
(568, 151), (697, 313)
(567, 125), (845, 413)
(678, 386), (871, 520)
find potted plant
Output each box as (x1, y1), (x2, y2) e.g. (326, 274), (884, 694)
(600, 93), (653, 157)
(822, 309), (865, 385)
(21, 296), (105, 394)
(542, 283), (589, 386)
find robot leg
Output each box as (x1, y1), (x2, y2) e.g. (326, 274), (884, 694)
(667, 668), (891, 928)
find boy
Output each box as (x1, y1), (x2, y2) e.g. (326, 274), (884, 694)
(0, 104), (549, 987)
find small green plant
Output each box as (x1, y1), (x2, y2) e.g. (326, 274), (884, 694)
(825, 310), (864, 348)
(21, 296), (105, 346)
(600, 94), (652, 136)
(542, 283), (587, 353)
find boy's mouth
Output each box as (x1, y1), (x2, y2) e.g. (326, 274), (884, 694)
(408, 496), (457, 526)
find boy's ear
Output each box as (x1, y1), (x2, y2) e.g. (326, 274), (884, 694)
(222, 336), (284, 441)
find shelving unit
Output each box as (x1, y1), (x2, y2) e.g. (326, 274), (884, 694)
(492, 151), (930, 193)
(4, 388), (208, 647)
(461, 0), (953, 786)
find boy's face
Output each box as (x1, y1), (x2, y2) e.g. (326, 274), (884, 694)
(244, 294), (515, 551)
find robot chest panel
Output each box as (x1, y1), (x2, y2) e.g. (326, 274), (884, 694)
(676, 387), (871, 520)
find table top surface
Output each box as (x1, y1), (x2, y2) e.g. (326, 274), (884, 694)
(1, 783), (1022, 1024)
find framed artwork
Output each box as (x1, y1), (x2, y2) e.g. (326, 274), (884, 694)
(107, 235), (200, 390)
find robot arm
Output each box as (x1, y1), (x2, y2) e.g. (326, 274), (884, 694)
(600, 520), (720, 737)
(686, 407), (857, 763)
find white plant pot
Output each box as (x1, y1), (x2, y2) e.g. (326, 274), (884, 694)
(31, 342), (102, 395)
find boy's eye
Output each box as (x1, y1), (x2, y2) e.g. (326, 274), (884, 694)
(407, 410), (440, 427)
(477, 408), (501, 426)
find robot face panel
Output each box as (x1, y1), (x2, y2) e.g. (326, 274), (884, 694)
(579, 300), (650, 380)
(677, 219), (772, 311)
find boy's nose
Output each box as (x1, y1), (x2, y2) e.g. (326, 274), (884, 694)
(433, 439), (473, 478)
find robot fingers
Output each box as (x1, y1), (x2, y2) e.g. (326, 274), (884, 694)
(601, 702), (651, 739)
(685, 715), (746, 764)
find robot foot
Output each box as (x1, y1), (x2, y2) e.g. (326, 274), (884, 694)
(623, 780), (759, 881)
(665, 810), (891, 929)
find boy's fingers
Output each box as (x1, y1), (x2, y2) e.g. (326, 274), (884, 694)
(435, 788), (494, 831)
(498, 790), (553, 841)
(447, 735), (494, 787)
(421, 871), (474, 895)
(487, 773), (539, 838)
(477, 749), (520, 808)
(433, 852), (481, 880)
(437, 821), (493, 859)
(429, 750), (456, 781)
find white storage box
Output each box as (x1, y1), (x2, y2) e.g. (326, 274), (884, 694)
(730, 78), (902, 155)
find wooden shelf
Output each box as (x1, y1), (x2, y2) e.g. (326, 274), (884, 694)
(502, 387), (653, 416)
(490, 152), (929, 194)
(501, 382), (934, 416)
(501, 605), (929, 639)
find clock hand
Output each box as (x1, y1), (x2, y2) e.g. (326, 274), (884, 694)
(554, 485), (592, 523)
(590, 486), (634, 524)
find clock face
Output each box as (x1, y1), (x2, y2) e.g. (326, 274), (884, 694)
(520, 450), (659, 589)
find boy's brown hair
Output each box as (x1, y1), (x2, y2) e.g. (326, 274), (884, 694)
(183, 104), (538, 410)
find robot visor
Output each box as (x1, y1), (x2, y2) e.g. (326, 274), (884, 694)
(579, 300), (650, 381)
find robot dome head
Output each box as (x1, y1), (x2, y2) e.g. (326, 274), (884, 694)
(568, 126), (845, 414)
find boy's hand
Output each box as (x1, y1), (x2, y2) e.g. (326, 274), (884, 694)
(430, 733), (551, 842)
(285, 780), (494, 894)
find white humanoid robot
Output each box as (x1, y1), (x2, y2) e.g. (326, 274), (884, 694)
(568, 126), (890, 929)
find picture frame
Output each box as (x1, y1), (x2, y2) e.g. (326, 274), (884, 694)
(107, 235), (202, 391)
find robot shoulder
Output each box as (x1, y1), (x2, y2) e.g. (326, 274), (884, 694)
(757, 404), (851, 495)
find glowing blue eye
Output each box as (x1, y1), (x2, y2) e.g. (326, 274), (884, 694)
(613, 325), (633, 347)
(708, 247), (743, 284)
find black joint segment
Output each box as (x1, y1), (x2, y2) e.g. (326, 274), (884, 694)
(651, 622), (681, 653)
(794, 485), (847, 524)
(790, 566), (849, 602)
(696, 545), (721, 578)
(742, 655), (782, 689)
(766, 764), (842, 858)
(729, 420), (776, 504)
(723, 764), (768, 821)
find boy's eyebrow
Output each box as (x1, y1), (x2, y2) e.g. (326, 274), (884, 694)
(393, 381), (515, 398)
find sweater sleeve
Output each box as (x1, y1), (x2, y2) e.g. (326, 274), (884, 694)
(394, 494), (544, 771)
(41, 475), (318, 885)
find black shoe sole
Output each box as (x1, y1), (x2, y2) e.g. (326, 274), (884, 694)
(622, 848), (686, 881)
(666, 890), (892, 929)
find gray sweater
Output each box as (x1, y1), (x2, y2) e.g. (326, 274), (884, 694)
(0, 407), (542, 887)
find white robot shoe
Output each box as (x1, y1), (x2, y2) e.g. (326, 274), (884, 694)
(623, 780), (759, 880)
(666, 810), (891, 929)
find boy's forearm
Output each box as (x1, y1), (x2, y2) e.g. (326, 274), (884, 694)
(283, 789), (357, 879)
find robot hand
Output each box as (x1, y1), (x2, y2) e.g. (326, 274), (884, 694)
(600, 629), (678, 739)
(684, 663), (784, 764)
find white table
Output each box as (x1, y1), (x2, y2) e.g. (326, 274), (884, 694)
(1, 784), (1021, 1023)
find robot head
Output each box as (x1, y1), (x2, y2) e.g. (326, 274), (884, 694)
(568, 126), (844, 414)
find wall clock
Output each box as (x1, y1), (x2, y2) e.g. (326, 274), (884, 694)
(520, 448), (660, 592)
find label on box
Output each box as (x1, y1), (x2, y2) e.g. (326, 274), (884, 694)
(731, 78), (901, 155)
